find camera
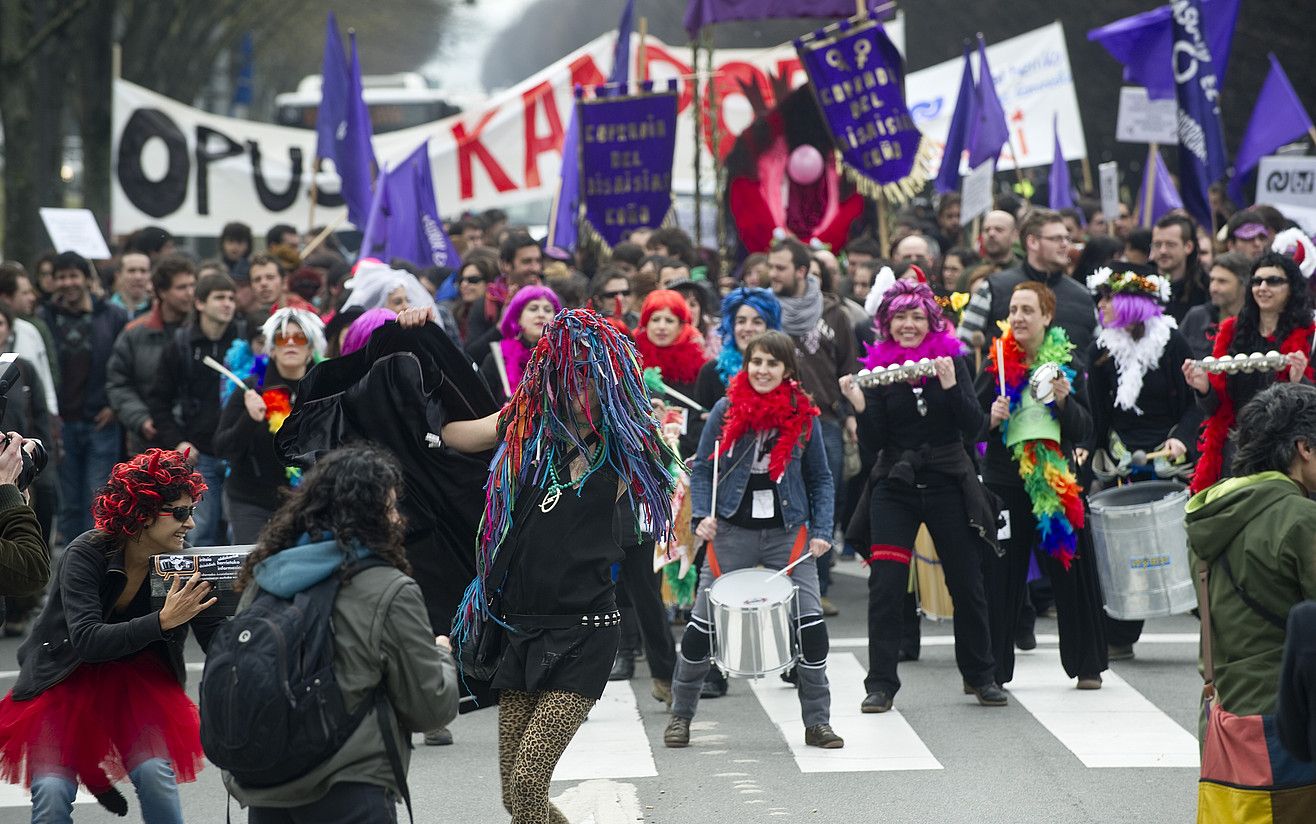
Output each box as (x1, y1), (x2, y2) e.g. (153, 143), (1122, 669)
(0, 353), (47, 491)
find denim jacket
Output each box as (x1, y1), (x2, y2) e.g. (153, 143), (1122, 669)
(689, 397), (834, 543)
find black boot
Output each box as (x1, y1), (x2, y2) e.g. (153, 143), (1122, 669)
(609, 650), (636, 681)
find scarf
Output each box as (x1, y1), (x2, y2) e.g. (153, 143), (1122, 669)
(716, 372), (819, 483)
(498, 335), (534, 396)
(634, 326), (707, 385)
(1191, 316), (1314, 493)
(777, 275), (823, 338)
(1095, 313), (1177, 414)
(859, 327), (965, 370)
(985, 327), (1084, 569)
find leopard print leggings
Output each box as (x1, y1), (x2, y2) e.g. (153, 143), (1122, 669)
(498, 689), (596, 824)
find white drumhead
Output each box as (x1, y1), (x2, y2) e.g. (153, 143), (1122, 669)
(708, 568), (795, 608)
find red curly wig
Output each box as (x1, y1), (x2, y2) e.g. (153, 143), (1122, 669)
(92, 449), (207, 540)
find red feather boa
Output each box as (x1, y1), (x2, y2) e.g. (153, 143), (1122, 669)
(634, 326), (708, 385)
(1191, 315), (1315, 492)
(715, 372), (820, 482)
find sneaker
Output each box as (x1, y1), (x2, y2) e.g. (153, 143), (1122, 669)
(424, 726), (454, 746)
(663, 716), (691, 748)
(860, 691), (893, 713)
(608, 652), (635, 681)
(1108, 644), (1135, 661)
(969, 683), (1009, 707)
(804, 724), (845, 749)
(820, 597), (840, 617)
(651, 679), (672, 708)
(1076, 674), (1103, 690)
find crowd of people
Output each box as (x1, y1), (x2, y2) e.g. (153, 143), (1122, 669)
(0, 187), (1313, 822)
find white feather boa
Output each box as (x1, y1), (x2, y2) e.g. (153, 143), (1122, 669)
(1095, 314), (1177, 414)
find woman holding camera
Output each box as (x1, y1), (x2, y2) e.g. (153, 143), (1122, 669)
(0, 449), (220, 823)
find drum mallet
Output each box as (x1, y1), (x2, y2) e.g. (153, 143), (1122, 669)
(765, 552), (813, 583)
(202, 356), (251, 393)
(708, 439), (720, 530)
(1131, 448), (1174, 467)
(995, 339), (1007, 397)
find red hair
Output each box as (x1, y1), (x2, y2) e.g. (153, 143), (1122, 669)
(92, 449), (207, 540)
(639, 289), (692, 328)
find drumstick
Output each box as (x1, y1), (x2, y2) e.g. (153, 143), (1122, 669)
(202, 356), (249, 393)
(488, 341), (512, 399)
(1131, 447), (1175, 466)
(765, 552), (812, 583)
(710, 439), (720, 521)
(995, 339), (1007, 396)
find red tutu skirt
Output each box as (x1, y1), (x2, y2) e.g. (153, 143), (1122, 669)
(0, 651), (204, 794)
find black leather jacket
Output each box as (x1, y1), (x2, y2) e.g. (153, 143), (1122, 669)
(12, 530), (222, 701)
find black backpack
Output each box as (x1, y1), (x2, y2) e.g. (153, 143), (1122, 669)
(199, 557), (411, 814)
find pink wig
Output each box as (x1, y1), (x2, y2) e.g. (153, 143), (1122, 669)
(499, 285), (562, 340)
(872, 280), (951, 341)
(341, 307), (397, 356)
(1106, 293), (1163, 329)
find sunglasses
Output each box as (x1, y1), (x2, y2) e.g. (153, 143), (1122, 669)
(1251, 276), (1288, 288)
(460, 275), (485, 285)
(602, 289), (631, 299)
(162, 505), (197, 522)
(273, 331), (309, 347)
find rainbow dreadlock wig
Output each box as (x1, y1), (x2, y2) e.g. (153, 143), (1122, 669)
(453, 309), (680, 651)
(715, 287), (781, 385)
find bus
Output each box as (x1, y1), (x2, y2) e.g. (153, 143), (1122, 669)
(274, 72), (470, 134)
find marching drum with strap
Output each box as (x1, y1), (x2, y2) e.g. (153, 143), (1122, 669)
(708, 568), (798, 677)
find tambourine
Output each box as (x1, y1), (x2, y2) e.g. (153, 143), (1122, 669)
(1188, 351), (1287, 375)
(1029, 362), (1061, 403)
(855, 358), (939, 387)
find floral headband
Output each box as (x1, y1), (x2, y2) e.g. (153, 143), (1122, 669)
(1085, 267), (1171, 304)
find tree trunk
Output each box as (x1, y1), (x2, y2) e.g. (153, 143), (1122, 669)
(75, 0), (115, 235)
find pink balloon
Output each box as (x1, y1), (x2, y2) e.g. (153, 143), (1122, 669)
(787, 144), (824, 186)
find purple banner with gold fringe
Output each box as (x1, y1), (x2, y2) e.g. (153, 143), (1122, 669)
(794, 17), (931, 202)
(577, 89), (678, 250)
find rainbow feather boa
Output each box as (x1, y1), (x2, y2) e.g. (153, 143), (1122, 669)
(986, 327), (1085, 569)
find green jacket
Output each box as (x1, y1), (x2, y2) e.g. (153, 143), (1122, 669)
(0, 484), (49, 600)
(1186, 471), (1316, 718)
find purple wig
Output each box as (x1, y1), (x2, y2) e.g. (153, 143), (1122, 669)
(340, 307), (397, 356)
(872, 280), (951, 342)
(499, 285), (562, 340)
(1106, 292), (1163, 330)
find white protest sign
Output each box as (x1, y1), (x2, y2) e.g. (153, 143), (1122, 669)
(960, 161), (995, 226)
(1115, 87), (1178, 145)
(1257, 155), (1316, 233)
(38, 208), (112, 259)
(1099, 162), (1120, 230)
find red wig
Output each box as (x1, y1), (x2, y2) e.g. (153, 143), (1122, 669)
(92, 449), (207, 540)
(639, 289), (692, 328)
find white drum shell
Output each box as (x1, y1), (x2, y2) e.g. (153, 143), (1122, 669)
(1089, 481), (1195, 620)
(707, 568), (798, 678)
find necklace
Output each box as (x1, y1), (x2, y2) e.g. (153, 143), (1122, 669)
(540, 440), (607, 513)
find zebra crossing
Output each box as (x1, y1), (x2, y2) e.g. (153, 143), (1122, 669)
(554, 640), (1201, 782)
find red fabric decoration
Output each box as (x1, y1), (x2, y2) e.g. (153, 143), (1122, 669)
(1191, 316), (1316, 492)
(715, 372), (820, 483)
(92, 449), (207, 539)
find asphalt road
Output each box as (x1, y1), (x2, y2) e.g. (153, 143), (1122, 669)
(0, 560), (1204, 823)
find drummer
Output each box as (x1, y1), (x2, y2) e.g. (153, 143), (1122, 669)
(978, 282), (1108, 690)
(839, 280), (1005, 713)
(1084, 265), (1199, 661)
(663, 331), (842, 750)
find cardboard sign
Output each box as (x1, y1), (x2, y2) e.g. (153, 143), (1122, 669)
(1115, 87), (1178, 145)
(1099, 161), (1120, 230)
(960, 161), (995, 226)
(149, 546), (253, 618)
(38, 208), (111, 259)
(1257, 155), (1316, 233)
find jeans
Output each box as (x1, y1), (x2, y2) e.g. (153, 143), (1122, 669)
(31, 758), (182, 824)
(816, 418), (845, 596)
(248, 781), (398, 824)
(191, 452), (227, 546)
(224, 491), (275, 545)
(57, 420), (122, 544)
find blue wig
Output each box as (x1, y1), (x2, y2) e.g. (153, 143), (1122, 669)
(715, 287), (782, 386)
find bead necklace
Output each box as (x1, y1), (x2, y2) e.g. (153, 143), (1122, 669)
(540, 439), (608, 513)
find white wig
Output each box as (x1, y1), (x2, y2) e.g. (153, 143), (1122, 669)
(341, 260), (437, 313)
(262, 307), (327, 359)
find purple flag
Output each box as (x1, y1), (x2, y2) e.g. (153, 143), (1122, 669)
(1171, 0), (1227, 229)
(685, 0), (880, 37)
(549, 0), (635, 253)
(934, 45), (974, 195)
(1049, 115), (1074, 210)
(358, 141), (460, 271)
(335, 32), (378, 229)
(1087, 0), (1239, 101)
(1229, 54), (1313, 204)
(966, 35), (1009, 170)
(315, 13), (348, 163)
(1135, 148), (1184, 226)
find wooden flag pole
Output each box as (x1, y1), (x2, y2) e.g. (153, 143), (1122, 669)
(638, 17), (648, 81)
(300, 212), (347, 258)
(1141, 143), (1158, 229)
(308, 158), (321, 235)
(1080, 156), (1094, 197)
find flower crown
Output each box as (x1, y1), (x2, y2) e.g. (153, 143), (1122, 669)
(1085, 267), (1171, 303)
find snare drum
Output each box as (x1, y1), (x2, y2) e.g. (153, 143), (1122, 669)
(707, 568), (798, 678)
